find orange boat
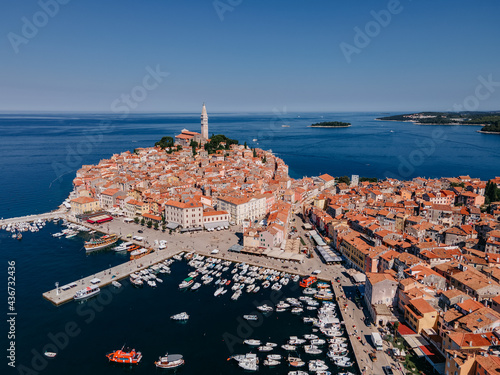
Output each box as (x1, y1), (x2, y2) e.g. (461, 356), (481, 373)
(299, 276), (317, 288)
(127, 245), (141, 252)
(106, 346), (142, 364)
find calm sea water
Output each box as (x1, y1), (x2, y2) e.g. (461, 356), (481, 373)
(2, 224), (357, 375)
(0, 112), (499, 219)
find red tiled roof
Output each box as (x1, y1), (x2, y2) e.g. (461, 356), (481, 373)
(397, 323), (416, 336)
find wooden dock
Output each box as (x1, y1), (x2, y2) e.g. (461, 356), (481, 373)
(42, 247), (183, 305)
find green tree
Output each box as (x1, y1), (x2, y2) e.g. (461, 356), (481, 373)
(161, 214), (166, 224)
(147, 220), (153, 228)
(244, 141), (247, 149)
(153, 222), (159, 230)
(162, 224), (166, 232)
(253, 148), (257, 158)
(481, 121), (500, 133)
(155, 136), (174, 149)
(204, 134), (239, 154)
(262, 156), (267, 164)
(140, 218), (145, 226)
(485, 181), (500, 203)
(336, 176), (350, 185)
(190, 140), (198, 156)
(133, 217), (139, 224)
(176, 145), (182, 151)
(393, 321), (400, 333)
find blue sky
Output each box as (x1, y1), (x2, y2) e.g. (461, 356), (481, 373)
(1, 0), (499, 112)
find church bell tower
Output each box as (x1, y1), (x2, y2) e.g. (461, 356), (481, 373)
(201, 103), (208, 140)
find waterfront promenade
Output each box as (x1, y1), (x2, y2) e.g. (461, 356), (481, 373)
(43, 247), (184, 305)
(0, 209), (66, 226)
(33, 211), (401, 372)
(331, 270), (399, 375)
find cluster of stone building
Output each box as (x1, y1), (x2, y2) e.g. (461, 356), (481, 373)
(303, 174), (500, 375)
(69, 104), (293, 242)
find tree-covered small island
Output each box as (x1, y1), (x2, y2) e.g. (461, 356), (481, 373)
(310, 121), (351, 128)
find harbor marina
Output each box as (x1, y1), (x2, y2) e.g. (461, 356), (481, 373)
(36, 224), (361, 373)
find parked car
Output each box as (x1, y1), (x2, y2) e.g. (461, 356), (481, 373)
(382, 366), (394, 375)
(138, 230), (143, 233)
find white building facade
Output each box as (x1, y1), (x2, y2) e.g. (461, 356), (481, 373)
(164, 200), (203, 228)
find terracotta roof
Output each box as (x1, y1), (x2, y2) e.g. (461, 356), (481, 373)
(71, 196), (97, 204)
(409, 298), (436, 314)
(318, 173), (334, 182)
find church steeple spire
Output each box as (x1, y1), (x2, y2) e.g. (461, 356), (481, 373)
(201, 102), (208, 139)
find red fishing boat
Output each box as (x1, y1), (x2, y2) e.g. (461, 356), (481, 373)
(106, 346), (142, 364)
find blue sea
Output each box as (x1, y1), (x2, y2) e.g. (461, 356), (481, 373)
(1, 112), (499, 375)
(0, 112), (499, 219)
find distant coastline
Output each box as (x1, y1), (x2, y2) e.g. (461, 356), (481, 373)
(377, 111), (500, 134)
(477, 130), (500, 135)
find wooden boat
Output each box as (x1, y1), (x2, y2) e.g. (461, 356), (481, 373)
(288, 356), (305, 367)
(84, 234), (118, 251)
(130, 247), (152, 260)
(155, 353), (184, 369)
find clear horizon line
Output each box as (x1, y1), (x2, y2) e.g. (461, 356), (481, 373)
(0, 109), (498, 115)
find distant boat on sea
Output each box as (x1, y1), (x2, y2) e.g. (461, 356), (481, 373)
(282, 125), (290, 128)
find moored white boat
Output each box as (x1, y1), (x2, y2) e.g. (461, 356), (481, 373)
(257, 304), (273, 312)
(73, 285), (100, 301)
(243, 314), (258, 321)
(155, 353), (184, 368)
(170, 312), (189, 321)
(263, 359), (280, 366)
(309, 359), (328, 372)
(258, 345), (273, 352)
(243, 339), (261, 346)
